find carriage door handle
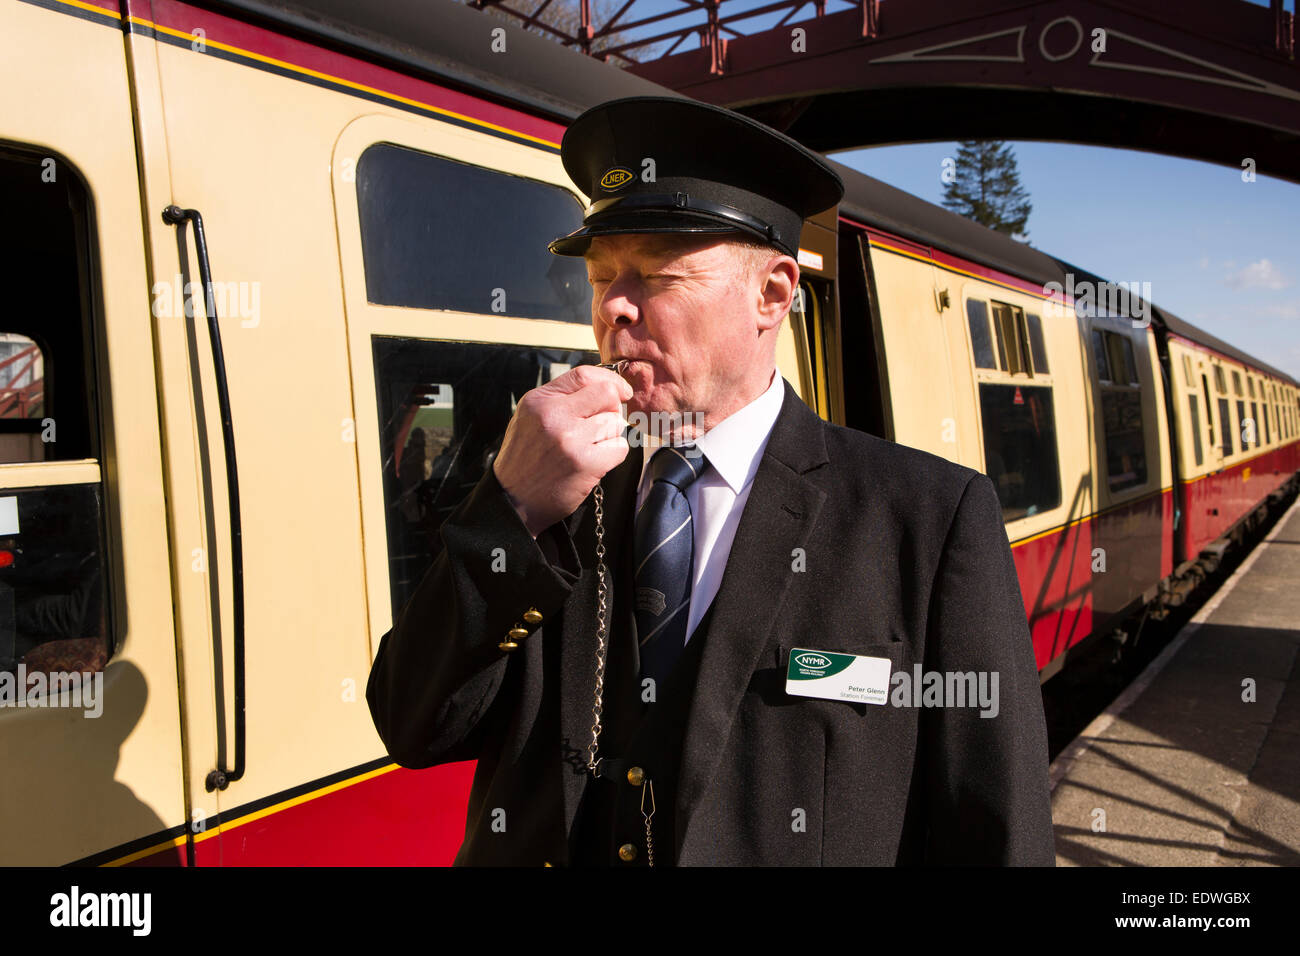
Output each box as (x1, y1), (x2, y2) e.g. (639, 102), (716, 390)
(162, 205), (247, 792)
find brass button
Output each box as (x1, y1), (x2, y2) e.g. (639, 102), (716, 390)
(542, 861), (553, 867)
(498, 639), (518, 651)
(618, 843), (637, 862)
(523, 607), (543, 625)
(507, 626), (529, 641)
(626, 766), (645, 786)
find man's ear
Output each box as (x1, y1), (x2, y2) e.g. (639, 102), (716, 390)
(756, 256), (799, 332)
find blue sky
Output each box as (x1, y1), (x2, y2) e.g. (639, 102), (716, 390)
(834, 141), (1300, 379)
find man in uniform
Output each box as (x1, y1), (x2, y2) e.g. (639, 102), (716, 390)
(366, 96), (1056, 866)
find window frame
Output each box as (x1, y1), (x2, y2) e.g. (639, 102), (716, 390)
(1090, 322), (1151, 495)
(963, 291), (1060, 524)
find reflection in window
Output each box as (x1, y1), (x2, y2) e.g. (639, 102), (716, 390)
(1025, 313), (1048, 373)
(1218, 397), (1233, 455)
(1091, 330), (1110, 381)
(1103, 331), (1138, 385)
(1187, 395), (1203, 467)
(356, 143), (590, 322)
(0, 148), (99, 466)
(1202, 374), (1215, 449)
(965, 299), (996, 369)
(0, 333), (43, 416)
(978, 383), (1060, 521)
(1102, 390), (1147, 491)
(0, 484), (108, 676)
(372, 338), (598, 619)
(1093, 327), (1148, 492)
(0, 145), (111, 678)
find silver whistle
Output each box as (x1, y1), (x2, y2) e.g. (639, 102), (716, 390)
(596, 360), (629, 375)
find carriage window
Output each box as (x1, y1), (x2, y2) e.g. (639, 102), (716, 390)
(1214, 366), (1227, 394)
(1024, 313), (1048, 373)
(1236, 400), (1248, 449)
(1262, 402), (1270, 445)
(372, 338), (598, 619)
(1101, 390), (1147, 491)
(0, 333), (47, 463)
(1187, 395), (1203, 467)
(1202, 374), (1215, 450)
(1218, 398), (1233, 455)
(355, 143), (590, 322)
(1232, 371), (1243, 397)
(1104, 331), (1138, 385)
(0, 145), (110, 679)
(1250, 401), (1259, 447)
(1091, 330), (1110, 381)
(978, 383), (1060, 521)
(965, 299), (996, 369)
(1093, 327), (1147, 491)
(990, 301), (1031, 375)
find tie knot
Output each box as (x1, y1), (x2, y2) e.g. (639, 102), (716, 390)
(648, 445), (707, 490)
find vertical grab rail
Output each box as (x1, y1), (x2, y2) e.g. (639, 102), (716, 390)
(162, 204), (246, 792)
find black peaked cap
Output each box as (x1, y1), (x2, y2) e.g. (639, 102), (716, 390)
(547, 96), (844, 259)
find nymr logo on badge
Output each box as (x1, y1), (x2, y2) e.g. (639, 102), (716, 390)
(599, 166), (633, 190)
(786, 647), (891, 705)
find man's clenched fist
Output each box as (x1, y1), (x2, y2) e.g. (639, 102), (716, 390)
(492, 365), (633, 538)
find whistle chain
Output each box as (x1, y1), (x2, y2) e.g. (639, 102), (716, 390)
(588, 480), (657, 867)
(586, 482), (610, 774)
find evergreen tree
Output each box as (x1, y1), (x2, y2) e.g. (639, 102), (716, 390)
(942, 140), (1032, 241)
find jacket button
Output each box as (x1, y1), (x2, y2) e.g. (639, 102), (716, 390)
(523, 607), (543, 624)
(542, 861), (553, 867)
(618, 843), (637, 862)
(626, 766), (645, 786)
(507, 626), (529, 641)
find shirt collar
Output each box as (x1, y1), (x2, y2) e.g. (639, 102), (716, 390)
(637, 365), (785, 495)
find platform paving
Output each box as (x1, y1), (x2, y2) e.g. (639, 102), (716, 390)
(1050, 496), (1300, 866)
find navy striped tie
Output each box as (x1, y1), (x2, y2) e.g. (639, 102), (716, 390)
(634, 445), (708, 691)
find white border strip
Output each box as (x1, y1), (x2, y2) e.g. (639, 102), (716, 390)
(1049, 491), (1300, 792)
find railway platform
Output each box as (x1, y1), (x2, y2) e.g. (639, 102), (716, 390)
(1049, 496), (1300, 866)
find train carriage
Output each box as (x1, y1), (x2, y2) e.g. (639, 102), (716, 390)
(0, 0), (1295, 866)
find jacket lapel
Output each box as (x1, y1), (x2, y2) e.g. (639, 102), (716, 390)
(557, 442), (643, 839)
(674, 381), (829, 860)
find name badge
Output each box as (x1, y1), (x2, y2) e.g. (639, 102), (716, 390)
(785, 647), (891, 705)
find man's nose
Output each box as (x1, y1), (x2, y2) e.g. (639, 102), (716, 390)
(595, 275), (643, 328)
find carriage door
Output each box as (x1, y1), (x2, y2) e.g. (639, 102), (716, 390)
(0, 0), (191, 866)
(792, 210), (842, 423)
(333, 114), (600, 862)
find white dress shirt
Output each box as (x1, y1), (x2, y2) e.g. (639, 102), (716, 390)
(634, 365), (786, 642)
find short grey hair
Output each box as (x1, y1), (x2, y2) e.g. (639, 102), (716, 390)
(727, 236), (784, 281)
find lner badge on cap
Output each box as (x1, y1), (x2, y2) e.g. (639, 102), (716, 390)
(599, 166), (633, 190)
(786, 648), (891, 705)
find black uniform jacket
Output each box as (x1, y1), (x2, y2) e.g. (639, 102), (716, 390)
(366, 379), (1057, 866)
